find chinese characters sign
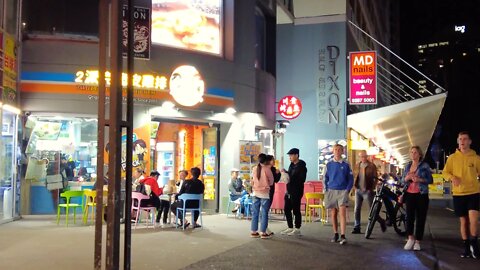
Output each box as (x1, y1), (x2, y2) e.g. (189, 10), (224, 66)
(122, 5), (151, 59)
(349, 51), (377, 105)
(278, 95), (302, 120)
(75, 70), (168, 90)
(2, 32), (17, 105)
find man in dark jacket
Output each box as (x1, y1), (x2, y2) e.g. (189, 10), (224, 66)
(171, 167), (205, 228)
(352, 150), (382, 234)
(280, 148), (307, 236)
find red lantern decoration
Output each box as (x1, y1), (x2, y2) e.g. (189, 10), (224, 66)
(278, 95), (302, 120)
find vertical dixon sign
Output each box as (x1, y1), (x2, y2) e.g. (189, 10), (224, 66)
(349, 51), (377, 105)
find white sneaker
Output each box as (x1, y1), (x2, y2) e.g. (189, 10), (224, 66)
(161, 222), (168, 229)
(280, 228), (294, 235)
(287, 228), (301, 236)
(413, 241), (421, 251)
(404, 239), (415, 250)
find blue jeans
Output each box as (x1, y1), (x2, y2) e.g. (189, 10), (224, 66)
(354, 190), (374, 229)
(251, 196), (271, 233)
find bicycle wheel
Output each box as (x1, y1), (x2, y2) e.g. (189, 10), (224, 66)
(365, 201), (382, 239)
(393, 203), (407, 236)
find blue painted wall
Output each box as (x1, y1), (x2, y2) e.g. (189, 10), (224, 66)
(277, 22), (347, 180)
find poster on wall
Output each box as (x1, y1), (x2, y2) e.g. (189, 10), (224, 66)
(2, 33), (16, 105)
(122, 5), (151, 59)
(239, 141), (263, 180)
(151, 0), (222, 55)
(104, 124), (151, 177)
(202, 128), (217, 200)
(349, 51), (377, 105)
(318, 139), (347, 181)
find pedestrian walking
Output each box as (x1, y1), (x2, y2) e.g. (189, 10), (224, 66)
(401, 146), (433, 251)
(352, 150), (379, 234)
(324, 144), (353, 245)
(279, 148), (307, 236)
(442, 131), (480, 258)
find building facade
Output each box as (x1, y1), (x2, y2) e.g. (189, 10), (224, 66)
(19, 0), (276, 215)
(1, 0), (21, 224)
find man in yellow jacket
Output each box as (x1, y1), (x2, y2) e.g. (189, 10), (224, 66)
(443, 131), (480, 259)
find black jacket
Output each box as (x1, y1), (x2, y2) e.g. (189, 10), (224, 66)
(286, 160), (307, 196)
(269, 166), (282, 199)
(176, 178), (205, 208)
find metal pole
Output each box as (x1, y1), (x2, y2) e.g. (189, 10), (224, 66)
(106, 0), (123, 268)
(94, 0), (108, 268)
(124, 0), (135, 268)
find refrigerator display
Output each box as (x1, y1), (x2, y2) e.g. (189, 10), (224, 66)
(156, 142), (175, 186)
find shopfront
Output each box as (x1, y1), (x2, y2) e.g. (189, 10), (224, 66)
(20, 64), (274, 214)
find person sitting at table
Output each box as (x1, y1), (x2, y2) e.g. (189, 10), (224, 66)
(176, 170), (188, 193)
(170, 167), (205, 229)
(132, 167), (146, 190)
(156, 177), (173, 228)
(135, 171), (162, 220)
(228, 168), (244, 213)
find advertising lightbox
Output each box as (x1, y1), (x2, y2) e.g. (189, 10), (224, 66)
(349, 51), (377, 105)
(151, 0), (222, 55)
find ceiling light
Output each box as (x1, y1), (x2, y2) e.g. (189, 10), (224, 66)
(225, 107), (236, 114)
(162, 101), (176, 110)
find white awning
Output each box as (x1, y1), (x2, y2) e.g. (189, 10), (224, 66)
(347, 94), (447, 166)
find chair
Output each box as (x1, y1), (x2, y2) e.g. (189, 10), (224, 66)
(56, 190), (85, 226)
(131, 192), (157, 229)
(242, 196), (253, 219)
(304, 192), (327, 224)
(175, 193), (203, 230)
(226, 195), (240, 217)
(82, 189), (108, 225)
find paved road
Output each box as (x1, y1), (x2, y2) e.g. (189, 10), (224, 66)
(0, 205), (478, 269)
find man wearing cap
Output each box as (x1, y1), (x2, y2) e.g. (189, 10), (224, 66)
(228, 168), (244, 213)
(280, 148), (307, 236)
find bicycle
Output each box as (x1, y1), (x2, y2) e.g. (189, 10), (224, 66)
(365, 177), (407, 239)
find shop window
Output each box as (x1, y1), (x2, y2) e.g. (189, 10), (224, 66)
(24, 117), (98, 184)
(1, 109), (17, 220)
(23, 0), (99, 36)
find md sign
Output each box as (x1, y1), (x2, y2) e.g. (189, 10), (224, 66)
(349, 51), (377, 105)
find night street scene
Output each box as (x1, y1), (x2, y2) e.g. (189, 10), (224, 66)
(1, 0), (480, 269)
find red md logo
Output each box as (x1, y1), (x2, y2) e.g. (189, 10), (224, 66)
(278, 96), (302, 120)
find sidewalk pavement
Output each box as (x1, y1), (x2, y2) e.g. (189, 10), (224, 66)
(0, 205), (479, 270)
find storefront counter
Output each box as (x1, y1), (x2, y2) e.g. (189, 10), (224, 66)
(30, 182), (95, 214)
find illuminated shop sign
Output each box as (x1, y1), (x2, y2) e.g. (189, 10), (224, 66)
(278, 95), (302, 120)
(151, 0), (222, 55)
(454, 25), (466, 33)
(74, 65), (205, 107)
(75, 70), (168, 90)
(169, 65), (205, 107)
(349, 51), (377, 105)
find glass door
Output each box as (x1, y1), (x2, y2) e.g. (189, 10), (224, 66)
(1, 110), (17, 222)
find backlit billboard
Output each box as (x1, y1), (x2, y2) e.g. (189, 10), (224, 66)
(151, 0), (222, 55)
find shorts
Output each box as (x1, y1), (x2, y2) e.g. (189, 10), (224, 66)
(453, 193), (480, 217)
(324, 189), (349, 209)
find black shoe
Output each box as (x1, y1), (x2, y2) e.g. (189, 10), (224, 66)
(193, 223), (202, 229)
(232, 208), (238, 213)
(471, 237), (479, 259)
(331, 233), (339, 243)
(351, 228), (361, 234)
(461, 239), (472, 258)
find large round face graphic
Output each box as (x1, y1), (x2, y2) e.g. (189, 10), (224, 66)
(169, 65), (205, 107)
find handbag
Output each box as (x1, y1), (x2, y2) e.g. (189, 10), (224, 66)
(135, 183), (147, 195)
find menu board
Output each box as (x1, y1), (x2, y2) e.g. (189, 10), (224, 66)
(151, 0), (222, 55)
(239, 141), (262, 180)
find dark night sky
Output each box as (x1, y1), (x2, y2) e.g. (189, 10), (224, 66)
(399, 0), (480, 165)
